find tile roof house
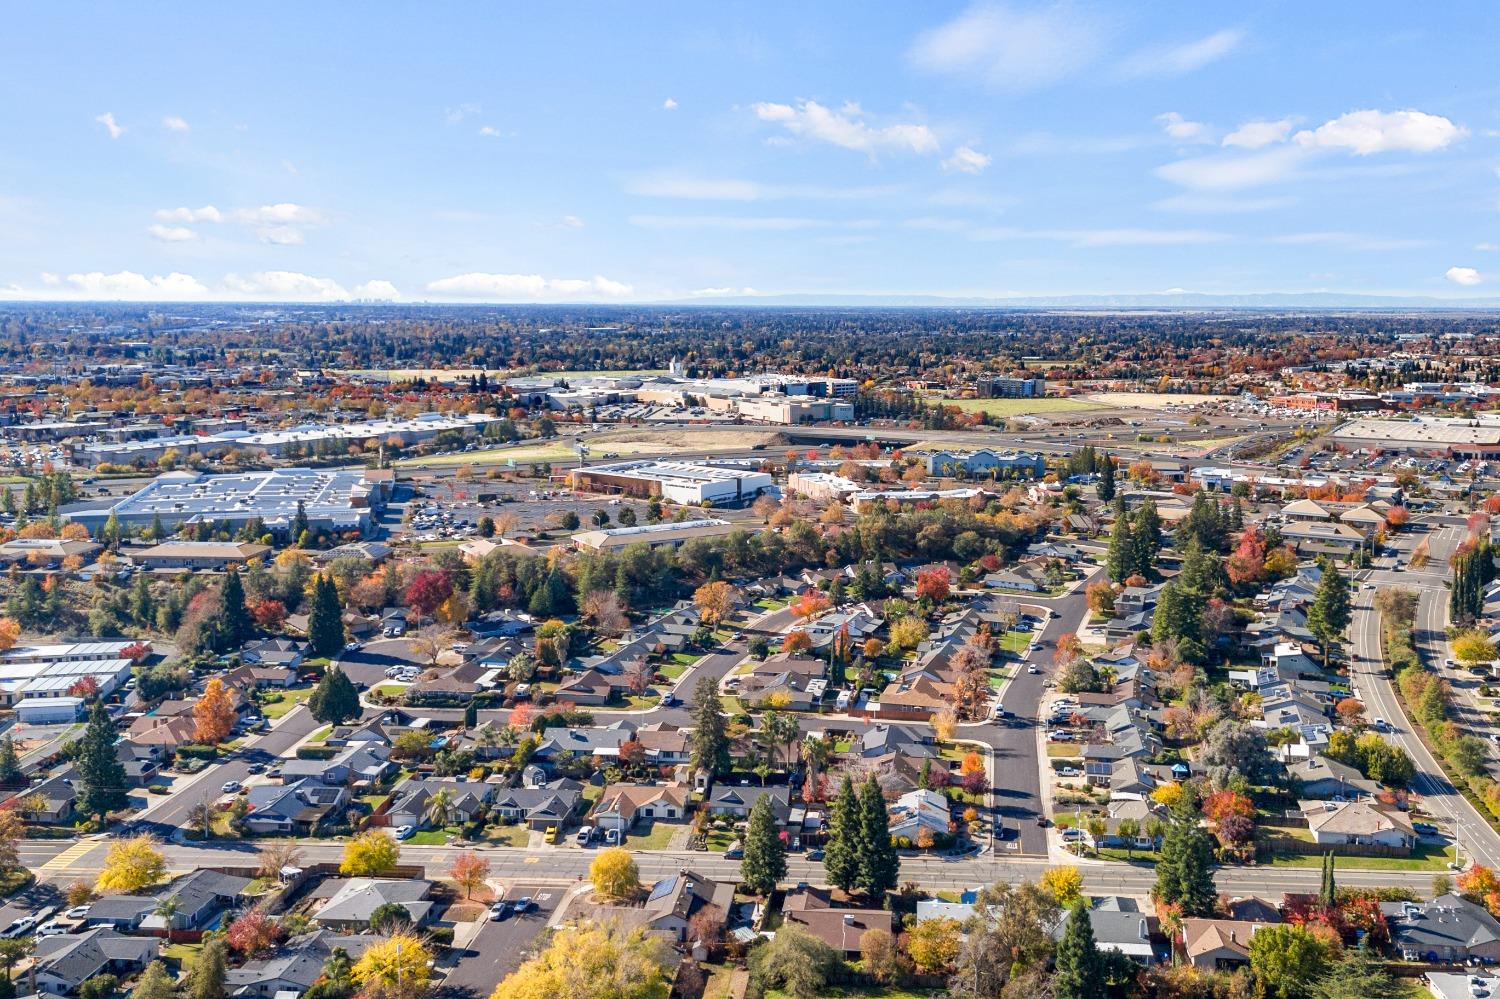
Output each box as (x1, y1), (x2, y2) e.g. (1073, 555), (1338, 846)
(781, 887), (894, 955)
(1383, 894), (1500, 963)
(32, 928), (159, 996)
(312, 878), (435, 931)
(591, 783), (691, 833)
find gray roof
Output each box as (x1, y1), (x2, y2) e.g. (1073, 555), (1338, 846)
(225, 931), (383, 994)
(34, 928), (157, 988)
(312, 878), (434, 926)
(1383, 894), (1500, 956)
(158, 869), (252, 914)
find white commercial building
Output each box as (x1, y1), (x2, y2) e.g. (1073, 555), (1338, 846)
(570, 460), (772, 507)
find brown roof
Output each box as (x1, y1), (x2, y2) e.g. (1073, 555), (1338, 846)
(781, 889), (894, 952)
(593, 783), (691, 821)
(1181, 919), (1260, 962)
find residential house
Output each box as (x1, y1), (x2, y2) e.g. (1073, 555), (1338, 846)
(312, 878), (436, 931)
(385, 777), (494, 830)
(532, 723), (635, 766)
(488, 780), (584, 830)
(1383, 894), (1500, 963)
(1306, 799), (1416, 849)
(226, 931), (383, 998)
(706, 785), (790, 823)
(1055, 897), (1162, 966)
(555, 669), (629, 707)
(32, 929), (159, 996)
(25, 772), (78, 825)
(243, 780), (350, 836)
(781, 887), (894, 956)
(736, 653), (826, 711)
(279, 742), (394, 787)
(141, 870), (252, 931)
(887, 789), (951, 840)
(591, 783), (692, 833)
(1286, 756), (1380, 800)
(641, 871), (735, 944)
(240, 638), (307, 669)
(1179, 919), (1262, 971)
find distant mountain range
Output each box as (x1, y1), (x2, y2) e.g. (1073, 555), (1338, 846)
(657, 291), (1500, 309)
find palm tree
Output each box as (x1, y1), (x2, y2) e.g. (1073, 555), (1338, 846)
(800, 736), (831, 801)
(153, 897), (180, 944)
(425, 788), (457, 829)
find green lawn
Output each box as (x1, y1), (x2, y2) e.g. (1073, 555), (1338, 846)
(372, 683), (409, 699)
(704, 829), (739, 853)
(395, 441), (576, 468)
(626, 821), (679, 850)
(1266, 842), (1457, 872)
(260, 687), (313, 719)
(1046, 744), (1082, 758)
(309, 725), (332, 744)
(162, 941), (204, 969)
(407, 826), (463, 845)
(720, 694), (745, 714)
(998, 630), (1032, 654)
(483, 825), (532, 846)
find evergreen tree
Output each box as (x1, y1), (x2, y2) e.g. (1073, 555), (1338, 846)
(308, 666), (360, 725)
(307, 573), (346, 659)
(856, 775), (899, 897)
(1095, 453), (1116, 502)
(1151, 582), (1203, 660)
(221, 569), (252, 647)
(463, 701), (478, 728)
(101, 512), (122, 549)
(291, 501), (310, 544)
(1154, 802), (1216, 916)
(689, 675), (728, 776)
(76, 701), (129, 819)
(740, 795), (787, 895)
(149, 513), (165, 542)
(0, 736), (19, 785)
(1319, 852), (1336, 909)
(1306, 559), (1352, 666)
(1131, 500), (1163, 577)
(823, 775), (861, 892)
(1105, 502), (1133, 584)
(186, 936), (228, 999)
(1053, 901), (1106, 999)
(130, 574), (156, 629)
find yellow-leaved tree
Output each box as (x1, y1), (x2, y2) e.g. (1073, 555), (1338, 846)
(351, 932), (431, 996)
(588, 847), (639, 901)
(1039, 865), (1084, 906)
(341, 829), (400, 877)
(96, 835), (166, 893)
(193, 677), (236, 745)
(491, 921), (673, 999)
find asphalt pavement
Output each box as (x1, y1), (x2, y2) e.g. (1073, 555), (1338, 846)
(442, 882), (563, 997)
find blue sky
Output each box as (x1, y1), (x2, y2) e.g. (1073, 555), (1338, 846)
(2, 2), (1499, 302)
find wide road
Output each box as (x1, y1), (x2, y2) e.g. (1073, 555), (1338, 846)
(16, 836), (1442, 897)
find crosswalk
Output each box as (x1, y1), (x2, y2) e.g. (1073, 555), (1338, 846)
(38, 840), (97, 875)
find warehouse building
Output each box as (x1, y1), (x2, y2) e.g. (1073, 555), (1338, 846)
(570, 460), (772, 507)
(735, 395), (854, 425)
(1331, 417), (1500, 459)
(64, 467), (390, 538)
(571, 519), (740, 552)
(0, 640), (147, 707)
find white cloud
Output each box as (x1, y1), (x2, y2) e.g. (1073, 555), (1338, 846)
(627, 174), (898, 201)
(1294, 110), (1466, 155)
(1117, 28), (1243, 79)
(1154, 145), (1305, 190)
(1222, 117), (1297, 149)
(256, 226), (305, 246)
(663, 98), (678, 110)
(688, 287), (759, 298)
(95, 112), (124, 139)
(1154, 193), (1295, 213)
(223, 271), (350, 300)
(752, 100), (939, 156)
(63, 270), (207, 299)
(1477, 243), (1500, 252)
(146, 224), (198, 242)
(426, 272), (633, 300)
(1447, 266), (1483, 286)
(478, 125), (502, 137)
(1156, 112), (1212, 143)
(560, 215), (585, 228)
(232, 203), (323, 225)
(908, 2), (1106, 92)
(156, 206), (224, 223)
(161, 116), (190, 132)
(942, 146), (992, 174)
(352, 280), (400, 300)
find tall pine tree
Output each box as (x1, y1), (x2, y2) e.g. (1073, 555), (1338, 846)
(308, 665), (361, 725)
(1095, 453), (1116, 502)
(307, 573), (346, 659)
(1105, 502), (1133, 583)
(823, 775), (861, 892)
(1053, 901), (1106, 999)
(1131, 500), (1163, 578)
(856, 775), (899, 898)
(221, 569), (252, 647)
(689, 675), (729, 776)
(740, 794), (787, 896)
(76, 701), (129, 819)
(1154, 801), (1216, 916)
(1306, 559), (1352, 666)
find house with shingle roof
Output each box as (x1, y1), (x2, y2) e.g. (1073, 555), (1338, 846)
(32, 928), (159, 996)
(1305, 799), (1416, 849)
(312, 878), (435, 931)
(226, 931), (383, 997)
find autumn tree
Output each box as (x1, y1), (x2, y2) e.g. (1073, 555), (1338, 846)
(226, 905), (283, 957)
(340, 830), (400, 877)
(589, 847), (640, 901)
(693, 580), (739, 626)
(489, 921), (672, 999)
(449, 851), (490, 899)
(193, 676), (237, 744)
(352, 933), (431, 997)
(581, 589), (629, 637)
(96, 835), (166, 893)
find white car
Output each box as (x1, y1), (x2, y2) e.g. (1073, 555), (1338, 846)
(394, 824), (416, 840)
(1027, 664), (1040, 674)
(1, 916), (37, 939)
(64, 905), (91, 920)
(221, 780), (242, 794)
(35, 920), (67, 937)
(1058, 767), (1081, 778)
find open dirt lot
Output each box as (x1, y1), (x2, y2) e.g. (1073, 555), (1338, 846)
(1084, 392), (1235, 409)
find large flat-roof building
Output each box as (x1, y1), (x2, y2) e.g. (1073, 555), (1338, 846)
(570, 460), (772, 506)
(571, 519), (742, 552)
(0, 640), (146, 707)
(1331, 417), (1500, 458)
(63, 467), (390, 538)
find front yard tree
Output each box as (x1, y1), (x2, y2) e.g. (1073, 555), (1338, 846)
(193, 677), (237, 745)
(491, 921), (673, 999)
(340, 830), (400, 877)
(449, 851), (490, 900)
(857, 775), (899, 897)
(689, 675), (729, 776)
(77, 701), (130, 819)
(1053, 901), (1105, 999)
(589, 847), (640, 901)
(133, 961), (177, 999)
(1306, 559), (1351, 666)
(823, 775), (861, 892)
(740, 794), (786, 896)
(309, 666), (360, 725)
(1248, 924), (1331, 999)
(351, 933), (432, 998)
(95, 835), (166, 893)
(1153, 802), (1216, 917)
(693, 580), (738, 626)
(308, 572), (346, 659)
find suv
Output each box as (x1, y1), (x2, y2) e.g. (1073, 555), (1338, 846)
(575, 826), (597, 846)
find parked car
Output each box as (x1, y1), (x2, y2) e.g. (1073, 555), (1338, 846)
(604, 828), (622, 845)
(515, 897), (534, 913)
(724, 841), (743, 859)
(394, 824), (416, 840)
(1, 916), (37, 939)
(576, 826), (597, 846)
(1027, 664), (1040, 674)
(1058, 767), (1081, 778)
(488, 902), (512, 922)
(35, 920), (67, 937)
(64, 905), (91, 920)
(221, 780), (242, 794)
